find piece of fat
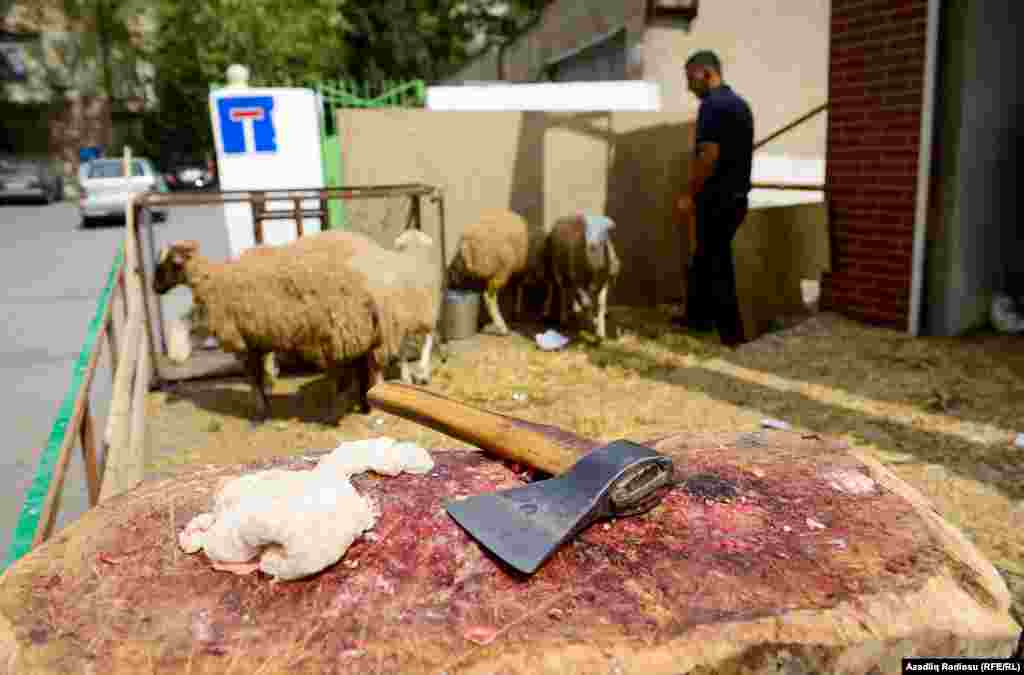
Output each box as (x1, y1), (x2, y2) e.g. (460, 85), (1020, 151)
(318, 437), (435, 477)
(179, 438), (433, 581)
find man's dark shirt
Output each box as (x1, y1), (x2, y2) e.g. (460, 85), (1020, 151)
(695, 84), (754, 202)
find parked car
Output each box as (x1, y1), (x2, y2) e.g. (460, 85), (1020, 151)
(79, 157), (169, 227)
(162, 156), (218, 191)
(0, 155), (64, 204)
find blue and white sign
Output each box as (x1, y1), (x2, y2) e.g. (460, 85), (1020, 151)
(210, 85), (325, 258)
(216, 96), (278, 155)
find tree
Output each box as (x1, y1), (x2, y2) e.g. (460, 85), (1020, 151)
(142, 0), (551, 161)
(14, 0), (150, 101)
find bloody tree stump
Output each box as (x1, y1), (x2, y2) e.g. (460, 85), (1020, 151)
(0, 431), (1018, 674)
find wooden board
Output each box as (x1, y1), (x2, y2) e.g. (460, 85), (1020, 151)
(155, 349), (244, 383)
(0, 431), (1018, 674)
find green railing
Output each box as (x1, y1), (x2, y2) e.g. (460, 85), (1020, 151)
(4, 246), (125, 571)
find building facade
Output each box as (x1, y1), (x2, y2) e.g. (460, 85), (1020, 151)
(1, 2), (155, 189)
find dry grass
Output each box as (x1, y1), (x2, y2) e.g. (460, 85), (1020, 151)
(145, 305), (1024, 624)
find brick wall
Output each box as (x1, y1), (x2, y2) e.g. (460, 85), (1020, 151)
(819, 0), (930, 328)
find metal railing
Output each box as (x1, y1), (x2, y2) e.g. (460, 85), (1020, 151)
(4, 198), (152, 570)
(750, 102), (829, 193)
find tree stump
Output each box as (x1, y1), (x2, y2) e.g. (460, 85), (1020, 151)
(0, 431), (1018, 674)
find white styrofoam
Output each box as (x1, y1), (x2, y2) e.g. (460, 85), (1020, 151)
(426, 81), (663, 111)
(209, 87), (326, 259)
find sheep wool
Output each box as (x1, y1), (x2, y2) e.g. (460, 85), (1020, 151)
(449, 209), (545, 335)
(545, 213), (621, 340)
(236, 230), (388, 380)
(153, 239), (385, 419)
(178, 438), (434, 581)
(345, 228), (443, 384)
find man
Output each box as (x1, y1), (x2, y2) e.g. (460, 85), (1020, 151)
(675, 50), (754, 347)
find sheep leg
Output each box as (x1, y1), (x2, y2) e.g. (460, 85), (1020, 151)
(515, 283), (525, 318)
(595, 283), (609, 340)
(355, 353), (377, 415)
(399, 358), (412, 384)
(554, 276), (569, 327)
(484, 281), (509, 335)
(413, 332), (433, 385)
(542, 282), (555, 321)
(244, 352), (271, 422)
(263, 352), (279, 386)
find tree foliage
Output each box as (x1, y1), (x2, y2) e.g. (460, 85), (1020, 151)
(12, 0), (150, 100)
(142, 0), (550, 160)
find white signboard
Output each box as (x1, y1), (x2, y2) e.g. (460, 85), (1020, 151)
(426, 81), (662, 111)
(209, 87), (325, 259)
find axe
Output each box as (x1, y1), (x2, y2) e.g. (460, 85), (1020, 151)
(367, 383), (675, 575)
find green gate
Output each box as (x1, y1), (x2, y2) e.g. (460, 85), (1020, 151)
(312, 80), (427, 229)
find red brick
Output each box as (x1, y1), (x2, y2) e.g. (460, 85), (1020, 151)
(856, 261), (912, 279)
(882, 92), (923, 108)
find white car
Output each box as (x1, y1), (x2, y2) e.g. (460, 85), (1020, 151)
(79, 157), (169, 227)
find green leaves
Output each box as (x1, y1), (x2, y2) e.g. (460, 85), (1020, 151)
(137, 0), (549, 159)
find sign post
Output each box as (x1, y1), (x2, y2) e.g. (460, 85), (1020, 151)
(209, 64), (326, 259)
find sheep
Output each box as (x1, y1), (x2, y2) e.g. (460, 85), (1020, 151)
(343, 228), (443, 385)
(152, 239), (386, 422)
(447, 208), (548, 336)
(543, 213), (621, 340)
(236, 230), (384, 381)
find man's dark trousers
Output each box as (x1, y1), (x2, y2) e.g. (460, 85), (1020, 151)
(684, 194), (748, 346)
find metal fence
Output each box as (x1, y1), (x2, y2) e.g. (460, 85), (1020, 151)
(312, 80), (427, 229)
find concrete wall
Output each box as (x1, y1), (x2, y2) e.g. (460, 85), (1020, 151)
(819, 0), (930, 329)
(336, 109), (828, 340)
(640, 0), (829, 158)
(925, 0), (1024, 336)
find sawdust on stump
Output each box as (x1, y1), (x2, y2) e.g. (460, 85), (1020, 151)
(1, 431), (1017, 674)
(143, 308), (1024, 630)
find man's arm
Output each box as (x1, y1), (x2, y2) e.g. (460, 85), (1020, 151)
(689, 141), (720, 199)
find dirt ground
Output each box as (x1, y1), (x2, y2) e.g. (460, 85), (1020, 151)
(145, 306), (1024, 628)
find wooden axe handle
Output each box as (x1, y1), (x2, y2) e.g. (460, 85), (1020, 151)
(367, 382), (592, 476)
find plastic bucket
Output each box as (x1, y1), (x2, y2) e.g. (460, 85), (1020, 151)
(441, 289), (481, 341)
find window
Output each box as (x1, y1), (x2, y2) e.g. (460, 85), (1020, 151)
(88, 159), (147, 178)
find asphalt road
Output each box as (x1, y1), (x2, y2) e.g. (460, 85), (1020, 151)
(0, 198), (229, 566)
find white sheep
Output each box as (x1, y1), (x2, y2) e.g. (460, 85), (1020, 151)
(152, 239), (387, 422)
(543, 213), (621, 340)
(447, 209), (548, 335)
(344, 228), (443, 385)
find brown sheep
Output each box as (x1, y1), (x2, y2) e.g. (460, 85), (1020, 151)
(447, 209), (548, 335)
(543, 213), (620, 340)
(153, 239), (385, 422)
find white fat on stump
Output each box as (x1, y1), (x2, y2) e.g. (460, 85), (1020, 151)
(179, 437), (434, 581)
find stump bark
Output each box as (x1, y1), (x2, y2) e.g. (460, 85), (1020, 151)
(1, 431), (1018, 674)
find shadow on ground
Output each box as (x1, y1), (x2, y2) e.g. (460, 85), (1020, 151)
(580, 308), (1024, 504)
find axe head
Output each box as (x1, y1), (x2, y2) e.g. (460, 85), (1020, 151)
(446, 440), (674, 575)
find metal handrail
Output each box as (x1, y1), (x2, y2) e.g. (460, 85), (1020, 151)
(753, 102), (829, 153)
